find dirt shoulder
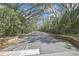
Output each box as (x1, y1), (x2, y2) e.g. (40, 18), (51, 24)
(53, 34), (79, 49)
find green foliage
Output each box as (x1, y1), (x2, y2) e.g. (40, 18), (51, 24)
(40, 7), (79, 36)
(0, 7), (37, 36)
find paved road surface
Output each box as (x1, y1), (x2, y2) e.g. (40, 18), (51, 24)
(0, 31), (79, 56)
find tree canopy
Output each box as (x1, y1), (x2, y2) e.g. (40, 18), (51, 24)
(0, 3), (79, 36)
